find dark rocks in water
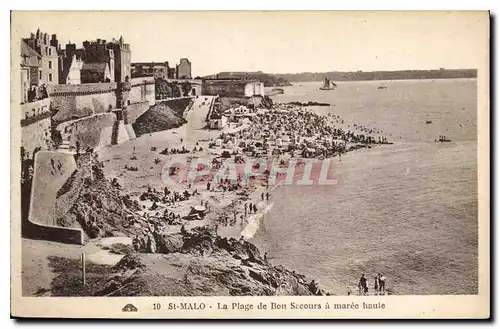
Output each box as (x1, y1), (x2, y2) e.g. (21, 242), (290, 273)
(286, 101), (331, 107)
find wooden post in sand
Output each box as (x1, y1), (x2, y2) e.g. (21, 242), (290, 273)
(81, 253), (86, 286)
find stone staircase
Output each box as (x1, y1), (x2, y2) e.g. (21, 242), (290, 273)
(111, 120), (120, 145)
(111, 119), (131, 145)
(56, 140), (74, 154)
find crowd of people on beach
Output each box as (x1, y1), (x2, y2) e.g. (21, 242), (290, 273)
(207, 102), (391, 163)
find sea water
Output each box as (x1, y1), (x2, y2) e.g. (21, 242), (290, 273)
(250, 79), (478, 295)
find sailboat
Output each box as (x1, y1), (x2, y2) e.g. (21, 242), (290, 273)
(319, 77), (337, 90)
(435, 135), (451, 143)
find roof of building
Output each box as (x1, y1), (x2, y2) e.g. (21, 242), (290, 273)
(82, 62), (108, 72)
(132, 62), (169, 66)
(21, 40), (41, 58)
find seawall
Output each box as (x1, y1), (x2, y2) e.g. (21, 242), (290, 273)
(21, 98), (53, 155)
(21, 116), (52, 156)
(25, 151), (83, 245)
(49, 77), (155, 123)
(219, 95), (264, 110)
(56, 112), (117, 151)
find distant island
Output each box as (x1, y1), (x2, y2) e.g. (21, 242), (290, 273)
(204, 71), (292, 87)
(275, 68), (477, 82)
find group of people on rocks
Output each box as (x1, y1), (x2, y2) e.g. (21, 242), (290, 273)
(145, 208), (182, 226)
(140, 186), (198, 210)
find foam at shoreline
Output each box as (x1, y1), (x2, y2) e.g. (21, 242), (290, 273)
(239, 181), (283, 239)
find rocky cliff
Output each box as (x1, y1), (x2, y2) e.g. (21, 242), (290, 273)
(50, 225), (318, 297)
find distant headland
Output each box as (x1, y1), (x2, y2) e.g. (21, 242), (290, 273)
(274, 68), (477, 83)
(205, 69), (477, 87)
(204, 71), (292, 87)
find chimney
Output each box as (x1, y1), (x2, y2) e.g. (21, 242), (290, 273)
(50, 34), (58, 49)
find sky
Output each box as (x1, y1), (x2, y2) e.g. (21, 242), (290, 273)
(12, 11), (488, 77)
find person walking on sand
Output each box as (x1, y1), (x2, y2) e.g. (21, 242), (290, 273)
(374, 274), (380, 295)
(248, 203), (253, 214)
(253, 203), (257, 214)
(266, 192), (270, 201)
(244, 203), (248, 217)
(261, 192), (265, 201)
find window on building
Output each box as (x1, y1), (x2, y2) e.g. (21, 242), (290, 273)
(39, 71), (42, 79)
(48, 61), (52, 69)
(49, 48), (52, 56)
(48, 74), (52, 82)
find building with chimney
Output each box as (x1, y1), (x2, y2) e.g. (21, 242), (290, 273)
(108, 36), (131, 82)
(23, 28), (59, 85)
(57, 42), (84, 84)
(58, 36), (131, 84)
(176, 58), (192, 79)
(131, 61), (171, 79)
(20, 40), (42, 103)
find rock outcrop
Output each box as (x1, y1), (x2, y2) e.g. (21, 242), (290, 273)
(132, 98), (192, 137)
(93, 226), (320, 296)
(55, 159), (145, 239)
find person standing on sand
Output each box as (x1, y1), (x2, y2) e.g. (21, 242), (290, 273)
(374, 274), (380, 294)
(266, 192), (270, 201)
(248, 203), (252, 214)
(244, 203), (248, 217)
(207, 182), (211, 191)
(261, 193), (264, 201)
(253, 204), (257, 214)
